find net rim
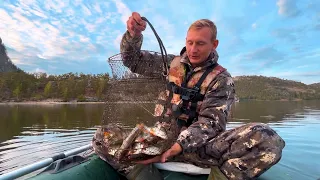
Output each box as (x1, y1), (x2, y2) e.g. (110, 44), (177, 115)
(107, 50), (163, 62)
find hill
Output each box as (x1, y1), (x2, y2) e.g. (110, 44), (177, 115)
(233, 76), (320, 100)
(309, 83), (320, 90)
(0, 38), (21, 72)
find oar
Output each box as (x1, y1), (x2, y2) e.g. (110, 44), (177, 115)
(0, 144), (92, 180)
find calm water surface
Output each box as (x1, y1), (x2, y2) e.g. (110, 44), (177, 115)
(0, 101), (320, 180)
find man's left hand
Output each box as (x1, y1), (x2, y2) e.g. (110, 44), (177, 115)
(135, 142), (182, 164)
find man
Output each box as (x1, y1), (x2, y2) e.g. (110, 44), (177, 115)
(119, 12), (285, 180)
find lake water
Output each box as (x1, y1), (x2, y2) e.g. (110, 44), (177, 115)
(0, 101), (320, 180)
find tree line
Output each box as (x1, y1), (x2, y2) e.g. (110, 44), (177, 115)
(1, 72), (320, 102)
(0, 72), (110, 102)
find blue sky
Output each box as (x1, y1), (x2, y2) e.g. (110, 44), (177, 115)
(0, 0), (319, 84)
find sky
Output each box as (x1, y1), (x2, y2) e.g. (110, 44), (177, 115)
(0, 0), (319, 84)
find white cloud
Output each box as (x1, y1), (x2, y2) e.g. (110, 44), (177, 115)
(44, 0), (66, 13)
(288, 47), (320, 61)
(271, 71), (320, 78)
(6, 49), (38, 66)
(139, 5), (152, 15)
(252, 23), (257, 29)
(113, 34), (123, 50)
(0, 1), (112, 61)
(276, 0), (300, 17)
(48, 65), (57, 70)
(34, 67), (46, 73)
(73, 0), (82, 6)
(85, 23), (96, 32)
(297, 65), (309, 69)
(21, 0), (36, 5)
(37, 54), (47, 59)
(252, 0), (257, 6)
(111, 0), (132, 25)
(152, 15), (175, 34)
(304, 51), (320, 59)
(0, 10), (25, 51)
(96, 17), (105, 24)
(81, 4), (92, 16)
(10, 57), (35, 66)
(66, 8), (75, 17)
(23, 3), (48, 19)
(79, 35), (90, 43)
(94, 3), (102, 14)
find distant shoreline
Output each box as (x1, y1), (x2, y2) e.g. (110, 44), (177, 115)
(0, 100), (105, 105)
(0, 98), (316, 105)
(0, 99), (159, 105)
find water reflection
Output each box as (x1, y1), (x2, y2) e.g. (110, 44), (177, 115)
(0, 100), (320, 179)
(0, 104), (104, 142)
(230, 100), (320, 123)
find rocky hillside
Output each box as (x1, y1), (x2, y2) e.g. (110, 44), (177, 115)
(309, 83), (320, 90)
(0, 38), (21, 72)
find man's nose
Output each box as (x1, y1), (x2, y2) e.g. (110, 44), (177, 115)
(190, 44), (198, 53)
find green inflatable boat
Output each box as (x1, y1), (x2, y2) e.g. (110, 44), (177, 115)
(28, 154), (212, 180)
(0, 144), (227, 180)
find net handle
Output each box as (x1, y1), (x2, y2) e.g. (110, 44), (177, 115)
(141, 17), (169, 77)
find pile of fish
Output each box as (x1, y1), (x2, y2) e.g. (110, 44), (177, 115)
(92, 119), (179, 170)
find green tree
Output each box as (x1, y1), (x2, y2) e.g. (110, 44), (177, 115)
(13, 83), (21, 100)
(96, 78), (107, 100)
(44, 81), (52, 98)
(62, 87), (69, 101)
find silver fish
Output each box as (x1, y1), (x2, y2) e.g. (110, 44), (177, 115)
(114, 124), (143, 160)
(92, 119), (179, 167)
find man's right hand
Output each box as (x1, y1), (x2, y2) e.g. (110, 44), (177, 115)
(127, 12), (146, 38)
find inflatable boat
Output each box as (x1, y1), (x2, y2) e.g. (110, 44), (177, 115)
(0, 144), (227, 180)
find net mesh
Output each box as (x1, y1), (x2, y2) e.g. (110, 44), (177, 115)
(93, 17), (181, 167)
(101, 50), (167, 128)
(95, 49), (176, 165)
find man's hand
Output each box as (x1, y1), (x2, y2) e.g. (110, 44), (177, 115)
(135, 143), (182, 164)
(127, 12), (146, 38)
(160, 143), (182, 163)
(135, 155), (161, 165)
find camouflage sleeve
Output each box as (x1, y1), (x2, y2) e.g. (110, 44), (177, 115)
(120, 30), (175, 77)
(176, 72), (236, 153)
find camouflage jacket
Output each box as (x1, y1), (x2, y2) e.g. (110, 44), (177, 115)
(120, 30), (236, 154)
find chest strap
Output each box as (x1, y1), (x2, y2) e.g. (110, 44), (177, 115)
(167, 63), (218, 127)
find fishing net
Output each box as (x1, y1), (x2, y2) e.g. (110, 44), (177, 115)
(101, 17), (171, 129)
(101, 50), (168, 128)
(93, 17), (180, 168)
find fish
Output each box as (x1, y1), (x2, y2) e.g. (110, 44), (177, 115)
(114, 124), (143, 160)
(92, 119), (179, 169)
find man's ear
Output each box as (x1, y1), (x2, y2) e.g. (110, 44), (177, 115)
(213, 39), (219, 49)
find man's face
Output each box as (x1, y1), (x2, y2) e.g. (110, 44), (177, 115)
(186, 27), (218, 67)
